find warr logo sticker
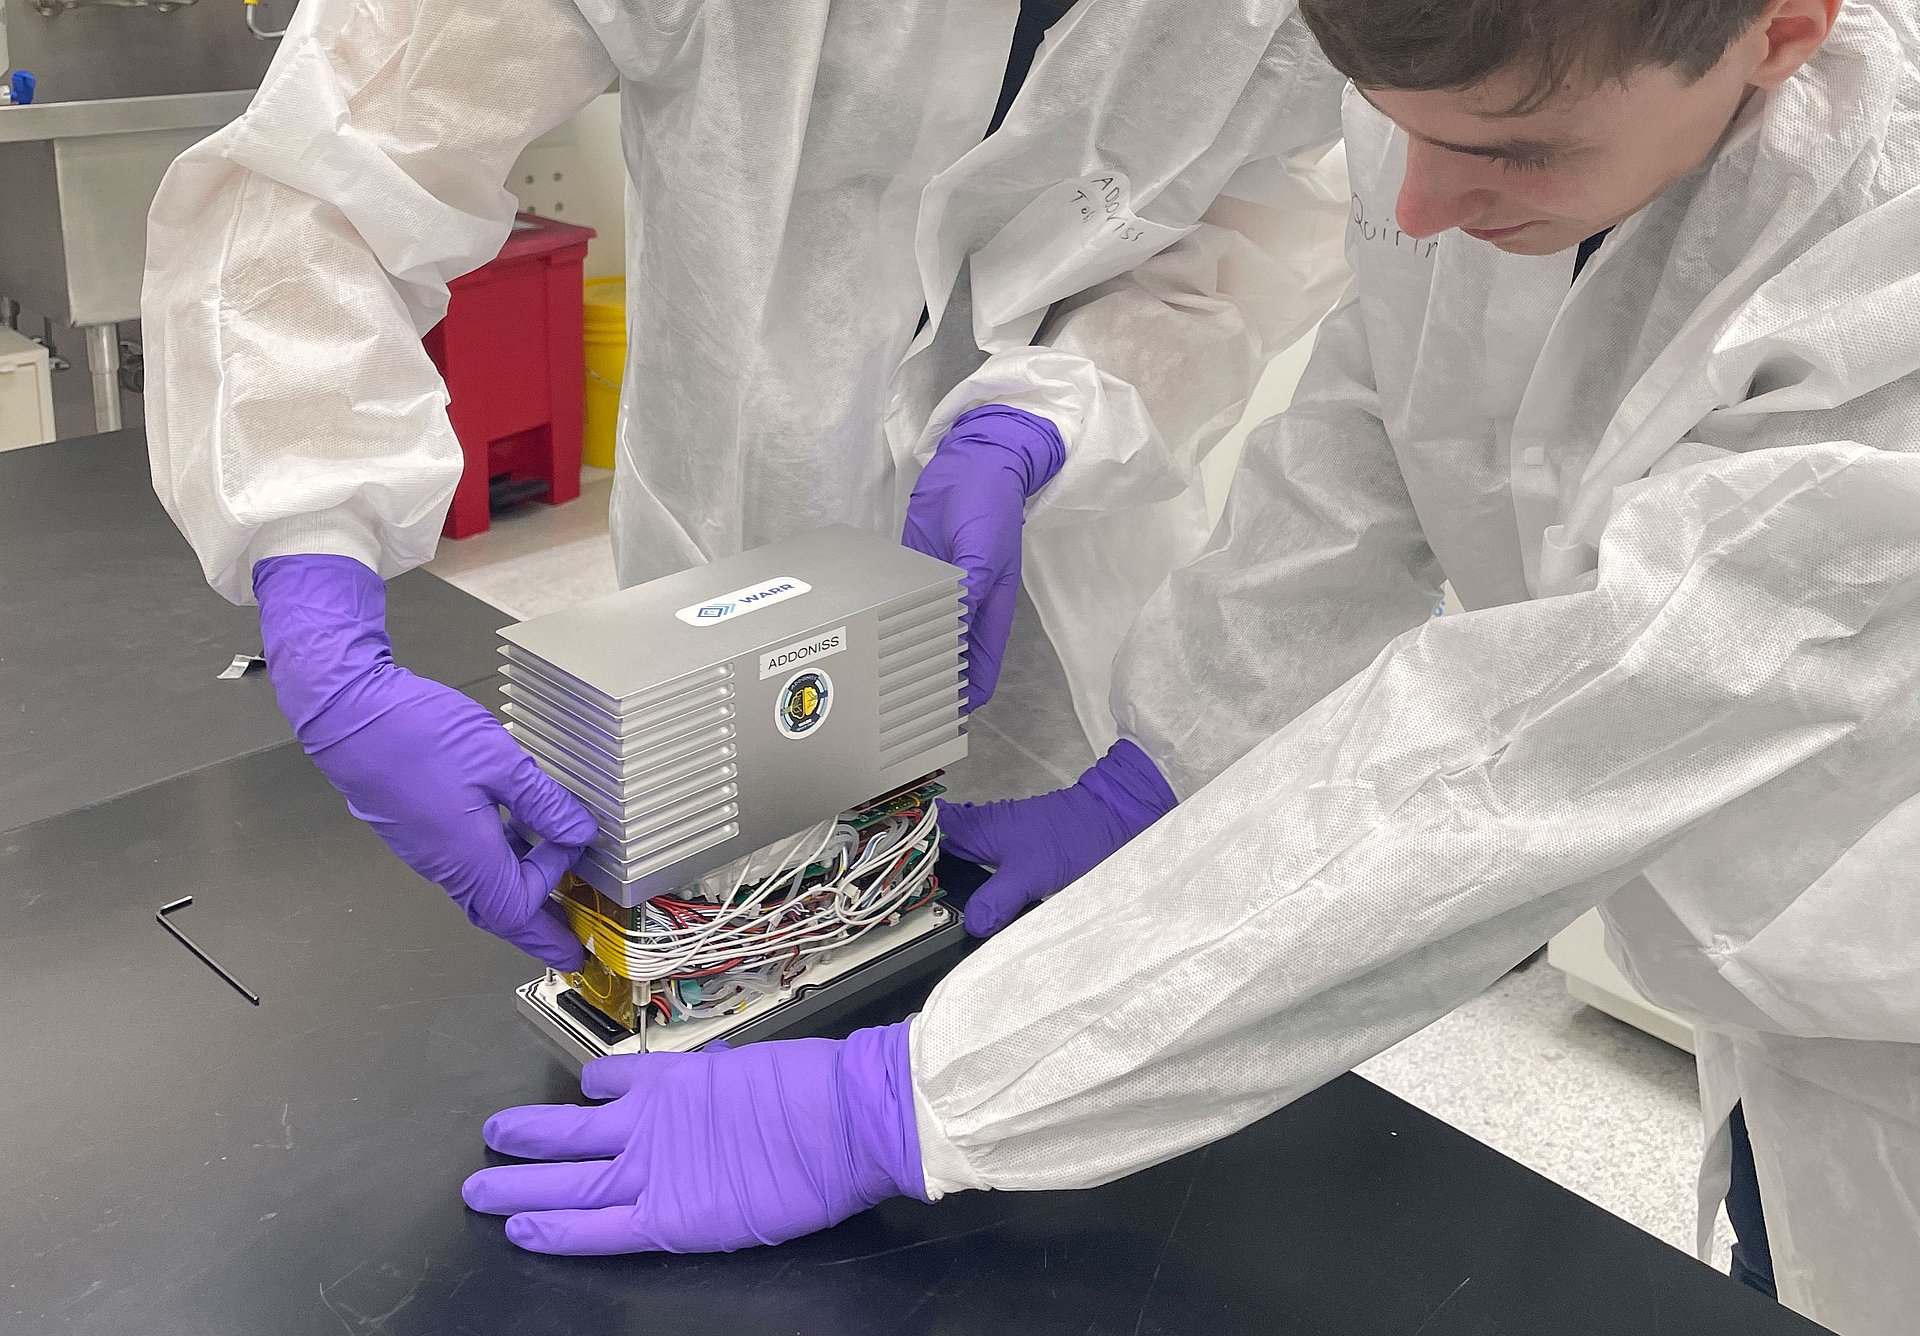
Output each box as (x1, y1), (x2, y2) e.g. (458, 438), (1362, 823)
(675, 577), (812, 626)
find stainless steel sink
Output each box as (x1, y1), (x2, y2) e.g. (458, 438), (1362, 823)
(0, 90), (251, 323)
(0, 89), (251, 144)
(0, 90), (252, 428)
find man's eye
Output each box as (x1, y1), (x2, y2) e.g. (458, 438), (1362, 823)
(1501, 154), (1554, 174)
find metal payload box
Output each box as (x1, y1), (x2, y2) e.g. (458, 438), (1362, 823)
(502, 525), (971, 1065)
(499, 524), (968, 906)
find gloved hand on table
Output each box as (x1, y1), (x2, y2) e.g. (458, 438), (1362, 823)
(462, 1021), (927, 1253)
(254, 554), (597, 970)
(903, 405), (1065, 713)
(939, 739), (1177, 937)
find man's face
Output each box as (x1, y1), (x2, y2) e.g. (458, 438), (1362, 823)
(1361, 49), (1758, 256)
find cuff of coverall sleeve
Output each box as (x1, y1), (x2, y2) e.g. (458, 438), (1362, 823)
(907, 1016), (990, 1199)
(952, 350), (1192, 524)
(232, 511), (392, 607)
(910, 350), (1090, 474)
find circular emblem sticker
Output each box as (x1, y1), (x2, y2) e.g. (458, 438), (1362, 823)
(776, 669), (832, 739)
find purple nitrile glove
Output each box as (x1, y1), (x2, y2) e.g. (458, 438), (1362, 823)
(939, 739), (1176, 937)
(254, 555), (597, 970)
(462, 1021), (927, 1254)
(903, 405), (1065, 713)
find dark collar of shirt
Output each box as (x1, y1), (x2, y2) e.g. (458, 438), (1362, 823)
(988, 0), (1078, 137)
(1572, 229), (1611, 284)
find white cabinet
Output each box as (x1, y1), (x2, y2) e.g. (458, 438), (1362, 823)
(0, 326), (55, 450)
(1549, 909), (1696, 1053)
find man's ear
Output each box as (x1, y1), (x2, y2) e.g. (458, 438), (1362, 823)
(1747, 0), (1844, 92)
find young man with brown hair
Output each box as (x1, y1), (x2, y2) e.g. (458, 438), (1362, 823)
(462, 6), (1920, 1331)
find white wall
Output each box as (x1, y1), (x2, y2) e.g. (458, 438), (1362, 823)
(511, 92), (627, 280)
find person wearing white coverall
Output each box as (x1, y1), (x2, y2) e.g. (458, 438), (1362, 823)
(142, 0), (1351, 797)
(457, 4), (1920, 1334)
(142, 0), (1352, 975)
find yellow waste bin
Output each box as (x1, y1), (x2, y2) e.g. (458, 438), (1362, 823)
(582, 277), (626, 470)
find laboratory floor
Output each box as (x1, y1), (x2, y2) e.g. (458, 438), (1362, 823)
(427, 476), (1736, 1268)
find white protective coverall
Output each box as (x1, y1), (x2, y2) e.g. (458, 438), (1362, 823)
(142, 0), (1351, 797)
(911, 6), (1920, 1333)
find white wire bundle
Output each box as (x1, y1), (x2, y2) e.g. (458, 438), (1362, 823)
(598, 802), (942, 985)
(684, 817), (842, 903)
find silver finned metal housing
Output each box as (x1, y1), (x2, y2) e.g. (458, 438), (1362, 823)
(498, 525), (968, 906)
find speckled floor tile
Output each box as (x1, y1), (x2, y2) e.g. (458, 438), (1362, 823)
(433, 532), (618, 620)
(426, 472), (614, 584)
(1360, 962), (1735, 1264)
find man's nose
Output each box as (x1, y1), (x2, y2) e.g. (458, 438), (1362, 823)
(1395, 139), (1490, 238)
